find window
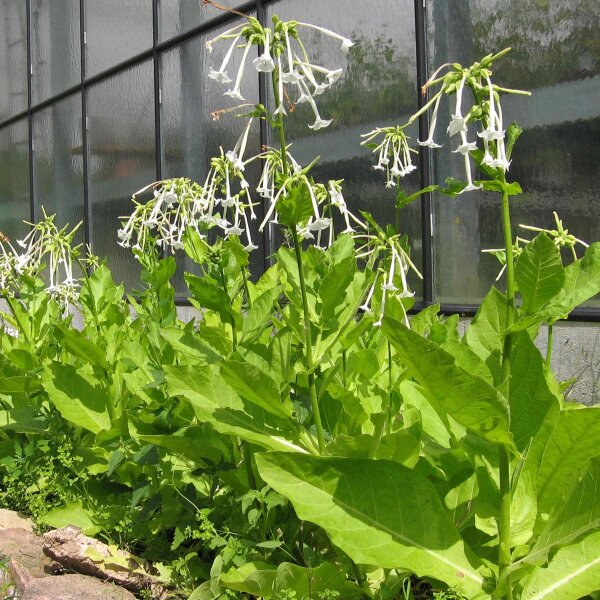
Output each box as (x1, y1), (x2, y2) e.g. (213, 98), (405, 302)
(0, 0), (598, 317)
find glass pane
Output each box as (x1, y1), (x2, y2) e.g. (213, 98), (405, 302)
(32, 93), (84, 241)
(158, 0), (247, 42)
(84, 0), (153, 77)
(0, 3), (28, 120)
(31, 0), (81, 104)
(265, 0), (423, 296)
(161, 17), (263, 294)
(87, 61), (155, 287)
(0, 121), (30, 241)
(428, 0), (600, 305)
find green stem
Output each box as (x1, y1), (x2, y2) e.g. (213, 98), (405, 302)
(219, 265), (237, 351)
(291, 226), (325, 454)
(545, 323), (553, 370)
(3, 295), (31, 345)
(241, 440), (256, 489)
(270, 67), (324, 452)
(499, 182), (515, 600)
(368, 342), (394, 459)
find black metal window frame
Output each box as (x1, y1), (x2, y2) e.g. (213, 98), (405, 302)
(1, 0), (598, 321)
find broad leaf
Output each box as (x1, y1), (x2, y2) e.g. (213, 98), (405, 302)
(382, 317), (513, 448)
(464, 287), (506, 385)
(240, 285), (283, 344)
(515, 233), (564, 314)
(525, 457), (600, 567)
(164, 365), (306, 454)
(256, 453), (486, 599)
(275, 181), (314, 226)
(221, 560), (362, 598)
(42, 362), (111, 433)
(507, 332), (559, 451)
(220, 359), (292, 419)
(520, 529), (600, 600)
(185, 274), (236, 321)
(161, 327), (222, 364)
(53, 324), (107, 369)
(535, 406), (600, 516)
(0, 376), (42, 394)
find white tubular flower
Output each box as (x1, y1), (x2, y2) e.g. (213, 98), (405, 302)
(447, 74), (468, 137)
(253, 28), (275, 73)
(298, 79), (331, 130)
(418, 91), (444, 148)
(273, 55), (287, 116)
(205, 23), (245, 53)
(295, 22), (354, 54)
(298, 60), (328, 96)
(360, 126), (417, 187)
(281, 29), (303, 84)
(209, 34), (241, 84)
(225, 41), (252, 101)
(226, 117), (254, 171)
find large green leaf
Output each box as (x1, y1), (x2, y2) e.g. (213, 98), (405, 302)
(185, 274), (236, 321)
(507, 333), (559, 451)
(275, 181), (314, 226)
(256, 453), (487, 599)
(221, 560), (362, 598)
(525, 457), (600, 567)
(53, 324), (107, 369)
(520, 529), (600, 600)
(41, 362), (111, 433)
(0, 376), (42, 394)
(240, 285), (283, 345)
(160, 326), (222, 364)
(219, 358), (292, 419)
(464, 287), (507, 385)
(508, 242), (600, 332)
(515, 233), (564, 315)
(382, 317), (513, 448)
(164, 365), (306, 454)
(535, 406), (600, 516)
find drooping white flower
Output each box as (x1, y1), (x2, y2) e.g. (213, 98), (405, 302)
(209, 33), (242, 84)
(225, 41), (252, 101)
(253, 28), (275, 73)
(295, 22), (354, 54)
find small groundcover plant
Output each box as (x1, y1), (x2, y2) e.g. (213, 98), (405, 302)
(0, 7), (600, 600)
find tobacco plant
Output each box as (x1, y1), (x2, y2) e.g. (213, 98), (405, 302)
(0, 9), (599, 600)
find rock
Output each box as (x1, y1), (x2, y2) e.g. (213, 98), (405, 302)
(43, 526), (166, 596)
(0, 508), (34, 532)
(22, 573), (137, 599)
(0, 528), (59, 588)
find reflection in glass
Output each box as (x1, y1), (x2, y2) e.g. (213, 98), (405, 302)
(0, 2), (28, 120)
(0, 121), (31, 241)
(33, 93), (84, 242)
(85, 0), (153, 77)
(31, 0), (81, 104)
(427, 0), (600, 304)
(158, 0), (247, 42)
(87, 61), (155, 287)
(265, 0), (423, 296)
(161, 17), (262, 292)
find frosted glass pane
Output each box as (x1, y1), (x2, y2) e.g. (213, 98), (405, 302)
(428, 0), (600, 305)
(158, 0), (247, 42)
(0, 3), (28, 120)
(85, 0), (153, 77)
(161, 17), (263, 293)
(31, 0), (81, 104)
(88, 62), (155, 287)
(0, 121), (31, 241)
(266, 0), (422, 294)
(33, 93), (84, 242)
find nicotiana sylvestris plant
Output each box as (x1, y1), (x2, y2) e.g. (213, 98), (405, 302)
(2, 9), (600, 599)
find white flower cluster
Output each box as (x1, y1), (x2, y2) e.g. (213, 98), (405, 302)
(0, 214), (82, 304)
(206, 17), (353, 130)
(356, 235), (421, 327)
(360, 126), (417, 188)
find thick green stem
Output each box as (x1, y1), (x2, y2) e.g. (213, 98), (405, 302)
(219, 265), (237, 351)
(499, 183), (515, 600)
(291, 226), (325, 453)
(545, 324), (553, 370)
(3, 295), (31, 345)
